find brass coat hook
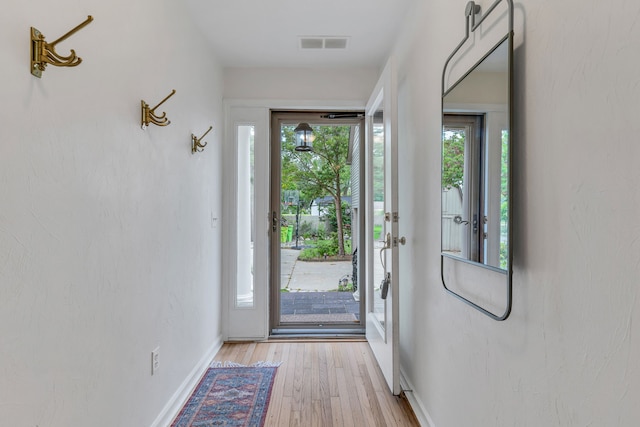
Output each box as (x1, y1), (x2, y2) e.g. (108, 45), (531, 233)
(192, 126), (212, 153)
(31, 15), (94, 78)
(141, 89), (176, 129)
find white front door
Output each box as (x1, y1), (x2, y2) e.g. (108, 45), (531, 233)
(365, 59), (401, 394)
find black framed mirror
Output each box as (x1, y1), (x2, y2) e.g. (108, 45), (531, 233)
(441, 0), (513, 321)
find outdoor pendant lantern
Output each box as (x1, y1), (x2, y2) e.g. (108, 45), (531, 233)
(294, 122), (314, 152)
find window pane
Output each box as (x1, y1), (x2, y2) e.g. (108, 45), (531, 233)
(236, 125), (255, 307)
(372, 109), (385, 329)
(442, 127), (467, 259)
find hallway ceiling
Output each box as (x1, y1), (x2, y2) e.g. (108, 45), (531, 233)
(186, 0), (415, 68)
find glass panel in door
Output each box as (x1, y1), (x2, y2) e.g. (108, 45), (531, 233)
(441, 126), (467, 260)
(271, 112), (364, 334)
(371, 111), (386, 328)
(442, 114), (483, 264)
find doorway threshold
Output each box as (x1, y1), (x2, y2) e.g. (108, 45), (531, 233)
(270, 328), (365, 339)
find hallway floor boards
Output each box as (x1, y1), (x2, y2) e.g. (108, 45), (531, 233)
(213, 340), (420, 427)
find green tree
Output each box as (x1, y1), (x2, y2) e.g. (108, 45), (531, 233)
(500, 130), (509, 269)
(282, 125), (352, 255)
(327, 201), (351, 234)
(442, 129), (465, 190)
(372, 127), (385, 202)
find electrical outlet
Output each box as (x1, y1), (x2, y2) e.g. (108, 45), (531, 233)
(151, 347), (160, 375)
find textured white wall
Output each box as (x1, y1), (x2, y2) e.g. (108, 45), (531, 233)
(395, 0), (640, 425)
(0, 1), (224, 426)
(223, 67), (379, 102)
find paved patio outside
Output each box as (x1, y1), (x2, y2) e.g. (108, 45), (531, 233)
(280, 291), (360, 322)
(280, 248), (360, 322)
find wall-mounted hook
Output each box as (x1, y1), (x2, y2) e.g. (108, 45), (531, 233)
(141, 89), (176, 129)
(30, 15), (94, 78)
(192, 126), (212, 153)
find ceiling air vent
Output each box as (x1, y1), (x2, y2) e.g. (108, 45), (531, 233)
(324, 38), (348, 49)
(299, 37), (349, 50)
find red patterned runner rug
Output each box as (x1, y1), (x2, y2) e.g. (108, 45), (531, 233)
(171, 361), (281, 427)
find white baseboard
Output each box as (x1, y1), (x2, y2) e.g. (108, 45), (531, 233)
(400, 368), (436, 427)
(150, 336), (224, 427)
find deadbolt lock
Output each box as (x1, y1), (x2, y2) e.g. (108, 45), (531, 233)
(394, 236), (407, 246)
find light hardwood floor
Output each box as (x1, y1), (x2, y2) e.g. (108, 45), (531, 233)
(213, 340), (420, 427)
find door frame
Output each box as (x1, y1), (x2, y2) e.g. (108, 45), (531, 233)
(269, 110), (366, 335)
(222, 100), (364, 341)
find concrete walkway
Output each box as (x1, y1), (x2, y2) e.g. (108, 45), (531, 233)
(280, 248), (353, 292)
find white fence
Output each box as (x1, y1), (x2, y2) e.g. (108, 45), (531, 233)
(442, 188), (463, 252)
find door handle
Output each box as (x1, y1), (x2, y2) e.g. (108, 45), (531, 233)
(272, 211), (278, 232)
(454, 215), (469, 225)
(379, 232), (391, 270)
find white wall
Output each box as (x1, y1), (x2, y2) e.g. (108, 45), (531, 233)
(394, 0), (640, 425)
(0, 1), (224, 426)
(224, 67), (378, 102)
